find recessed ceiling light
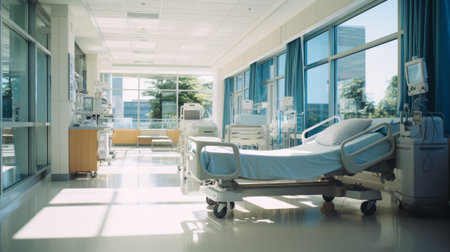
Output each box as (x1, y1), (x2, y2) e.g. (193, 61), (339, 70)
(127, 12), (159, 19)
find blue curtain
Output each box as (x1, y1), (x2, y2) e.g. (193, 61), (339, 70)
(222, 77), (233, 138)
(248, 62), (258, 102)
(285, 38), (304, 128)
(401, 0), (450, 136)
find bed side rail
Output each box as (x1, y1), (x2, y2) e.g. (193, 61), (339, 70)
(301, 116), (341, 143)
(340, 123), (395, 174)
(187, 137), (241, 181)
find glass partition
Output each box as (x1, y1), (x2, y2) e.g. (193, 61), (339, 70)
(2, 25), (29, 122)
(2, 127), (29, 190)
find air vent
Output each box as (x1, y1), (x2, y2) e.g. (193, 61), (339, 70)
(127, 12), (159, 19)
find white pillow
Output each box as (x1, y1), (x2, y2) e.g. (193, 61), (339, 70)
(315, 119), (372, 146)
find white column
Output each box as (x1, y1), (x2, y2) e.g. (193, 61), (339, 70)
(86, 54), (98, 96)
(50, 4), (75, 180)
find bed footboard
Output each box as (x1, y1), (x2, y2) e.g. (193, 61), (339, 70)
(341, 123), (395, 174)
(186, 136), (241, 181)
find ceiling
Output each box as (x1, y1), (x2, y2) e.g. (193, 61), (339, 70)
(41, 0), (288, 69)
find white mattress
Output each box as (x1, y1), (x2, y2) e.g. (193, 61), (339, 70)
(200, 132), (390, 180)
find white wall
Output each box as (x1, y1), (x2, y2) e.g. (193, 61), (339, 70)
(212, 0), (369, 137)
(50, 4), (76, 179)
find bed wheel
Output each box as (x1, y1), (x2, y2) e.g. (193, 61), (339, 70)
(229, 202), (235, 209)
(90, 171), (97, 178)
(213, 203), (228, 218)
(206, 197), (216, 206)
(361, 200), (377, 216)
(322, 195), (335, 202)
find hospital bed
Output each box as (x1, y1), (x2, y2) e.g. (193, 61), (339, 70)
(185, 116), (400, 218)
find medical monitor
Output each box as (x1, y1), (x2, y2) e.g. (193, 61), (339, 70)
(405, 57), (428, 96)
(83, 97), (93, 113)
(184, 110), (201, 120)
(241, 100), (253, 113)
(181, 103), (203, 120)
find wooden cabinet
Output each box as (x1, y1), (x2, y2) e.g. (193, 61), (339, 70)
(69, 129), (98, 173)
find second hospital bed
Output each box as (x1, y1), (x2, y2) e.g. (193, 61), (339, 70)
(185, 116), (400, 218)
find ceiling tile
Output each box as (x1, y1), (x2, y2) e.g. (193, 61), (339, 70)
(81, 0), (281, 67)
(196, 3), (235, 13)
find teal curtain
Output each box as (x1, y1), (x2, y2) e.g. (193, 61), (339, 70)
(285, 38), (304, 129)
(401, 0), (450, 136)
(222, 77), (233, 138)
(248, 62), (258, 102)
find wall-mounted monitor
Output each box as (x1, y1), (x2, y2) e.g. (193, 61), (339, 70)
(405, 57), (428, 96)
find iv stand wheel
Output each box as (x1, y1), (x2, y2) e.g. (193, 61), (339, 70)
(322, 195), (335, 202)
(213, 203), (228, 218)
(206, 197), (216, 206)
(360, 200), (377, 216)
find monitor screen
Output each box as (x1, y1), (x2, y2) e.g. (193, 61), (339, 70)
(184, 110), (201, 120)
(406, 62), (424, 85)
(83, 97), (93, 113)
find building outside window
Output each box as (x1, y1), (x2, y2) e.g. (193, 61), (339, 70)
(103, 74), (213, 129)
(304, 0), (399, 127)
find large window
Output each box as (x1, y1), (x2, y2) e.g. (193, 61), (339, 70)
(337, 40), (398, 118)
(231, 70), (249, 119)
(306, 64), (329, 127)
(230, 53), (286, 125)
(1, 2), (51, 192)
(304, 0), (399, 127)
(104, 74), (213, 129)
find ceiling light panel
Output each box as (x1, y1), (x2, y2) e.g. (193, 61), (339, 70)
(131, 40), (156, 49)
(127, 12), (160, 19)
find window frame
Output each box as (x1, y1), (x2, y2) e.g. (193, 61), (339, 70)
(303, 0), (401, 125)
(1, 1), (52, 196)
(102, 73), (213, 129)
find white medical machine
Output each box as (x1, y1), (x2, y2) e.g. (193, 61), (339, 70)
(394, 57), (449, 207)
(280, 96), (297, 148)
(178, 103), (219, 172)
(396, 115), (448, 206)
(225, 99), (268, 149)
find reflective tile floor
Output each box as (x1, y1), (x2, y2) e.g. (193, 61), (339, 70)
(1, 147), (449, 252)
